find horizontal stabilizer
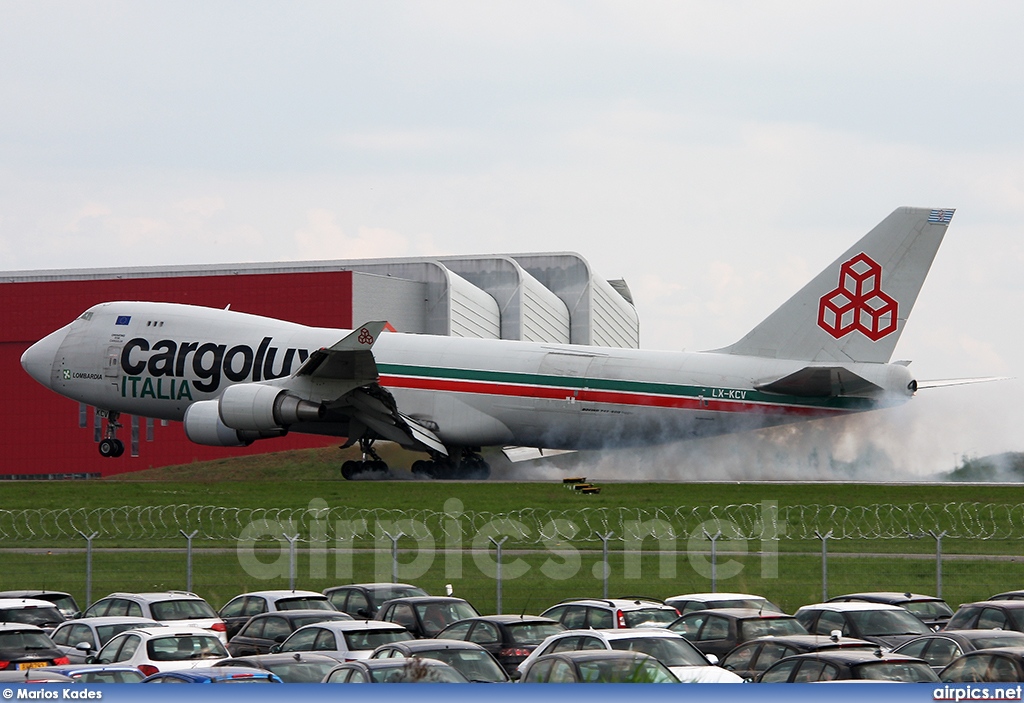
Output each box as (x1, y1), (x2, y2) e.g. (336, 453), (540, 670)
(295, 321), (387, 381)
(502, 446), (577, 463)
(755, 366), (882, 397)
(916, 376), (1010, 390)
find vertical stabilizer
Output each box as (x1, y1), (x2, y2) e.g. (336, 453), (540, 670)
(715, 207), (953, 363)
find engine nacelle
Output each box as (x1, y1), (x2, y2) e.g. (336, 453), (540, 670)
(183, 400), (254, 447)
(218, 383), (324, 432)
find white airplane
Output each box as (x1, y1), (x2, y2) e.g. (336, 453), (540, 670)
(21, 207), (965, 479)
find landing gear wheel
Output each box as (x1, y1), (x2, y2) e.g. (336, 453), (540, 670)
(341, 460), (361, 480)
(98, 438), (118, 458)
(111, 439), (125, 457)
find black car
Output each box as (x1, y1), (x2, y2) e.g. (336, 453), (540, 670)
(214, 652), (341, 683)
(989, 590), (1024, 601)
(226, 609), (353, 656)
(668, 607), (808, 658)
(518, 650), (678, 683)
(827, 592), (953, 630)
(945, 601), (1024, 633)
(323, 658), (469, 683)
(374, 596), (479, 639)
(757, 650), (938, 682)
(370, 638), (510, 682)
(940, 647), (1024, 683)
(0, 591), (81, 620)
(324, 583), (428, 618)
(893, 630), (1024, 673)
(218, 590), (336, 639)
(436, 615), (564, 675)
(0, 624), (69, 669)
(719, 633), (877, 681)
(794, 602), (931, 649)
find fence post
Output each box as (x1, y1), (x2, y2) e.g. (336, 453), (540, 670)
(382, 530), (404, 584)
(283, 533), (300, 590)
(180, 530), (198, 593)
(815, 530), (833, 601)
(489, 536), (509, 614)
(703, 529), (722, 592)
(597, 532), (614, 599)
(929, 530), (947, 598)
(77, 531), (99, 607)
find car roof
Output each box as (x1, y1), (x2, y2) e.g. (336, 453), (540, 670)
(555, 628), (686, 641)
(667, 592), (768, 600)
(990, 591), (1024, 599)
(797, 602), (905, 612)
(229, 590), (327, 600)
(380, 596), (468, 604)
(957, 600), (1024, 609)
(681, 607), (794, 619)
(0, 622), (45, 633)
(0, 598), (60, 609)
(830, 592), (944, 603)
(540, 649), (657, 662)
(57, 616), (160, 627)
(780, 650), (920, 665)
(0, 590), (73, 599)
(297, 620), (407, 632)
(454, 615), (558, 625)
(551, 598), (670, 608)
(114, 626), (219, 638)
(98, 591), (206, 602)
(381, 638), (485, 651)
(148, 666), (277, 681)
(251, 609), (349, 620)
(736, 634), (876, 649)
(326, 583), (421, 591)
(218, 652), (340, 665)
(939, 629), (1024, 641)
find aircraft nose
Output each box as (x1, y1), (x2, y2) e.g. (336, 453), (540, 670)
(21, 325), (70, 388)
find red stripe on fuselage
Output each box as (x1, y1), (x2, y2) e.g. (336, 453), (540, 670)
(377, 374), (849, 419)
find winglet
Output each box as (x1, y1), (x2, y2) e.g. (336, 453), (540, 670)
(296, 321), (387, 379)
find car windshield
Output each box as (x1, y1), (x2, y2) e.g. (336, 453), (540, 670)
(577, 657), (677, 683)
(847, 610), (931, 636)
(0, 630), (55, 650)
(147, 635), (228, 661)
(369, 662), (466, 683)
(48, 596), (79, 615)
(343, 629), (413, 651)
(854, 660), (938, 682)
(291, 614), (351, 629)
(506, 622), (565, 645)
(368, 587), (429, 608)
(260, 661), (337, 683)
(903, 601), (953, 619)
(150, 599), (218, 621)
(71, 670), (145, 684)
(610, 637), (708, 667)
(96, 623), (155, 645)
(623, 609), (679, 628)
(0, 607), (64, 627)
(411, 649), (506, 683)
(415, 602), (479, 636)
(275, 597), (333, 611)
(739, 617), (806, 639)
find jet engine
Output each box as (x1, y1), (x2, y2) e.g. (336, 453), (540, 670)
(183, 400), (257, 447)
(217, 383), (325, 432)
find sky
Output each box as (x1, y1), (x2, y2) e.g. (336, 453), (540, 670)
(2, 2), (1023, 476)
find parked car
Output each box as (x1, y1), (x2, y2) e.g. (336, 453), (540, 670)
(375, 596), (479, 639)
(226, 609), (353, 656)
(142, 666), (282, 683)
(668, 607), (807, 658)
(540, 598), (680, 630)
(370, 638), (510, 682)
(988, 590), (1024, 601)
(944, 600), (1024, 633)
(518, 650), (679, 683)
(940, 647), (1024, 683)
(719, 633), (877, 681)
(49, 616), (161, 663)
(0, 590), (81, 620)
(793, 602), (930, 649)
(324, 583), (429, 618)
(215, 652), (341, 683)
(516, 627), (741, 683)
(827, 592), (953, 630)
(272, 620), (412, 661)
(0, 623), (69, 670)
(323, 657), (469, 683)
(665, 592), (783, 615)
(42, 664), (145, 683)
(892, 630), (1024, 673)
(757, 650), (938, 682)
(89, 626), (230, 677)
(84, 591), (228, 643)
(0, 670), (74, 683)
(436, 615), (564, 675)
(0, 598), (66, 633)
(218, 589), (336, 639)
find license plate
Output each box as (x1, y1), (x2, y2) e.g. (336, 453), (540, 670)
(18, 662), (48, 670)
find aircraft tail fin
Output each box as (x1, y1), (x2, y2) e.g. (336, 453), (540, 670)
(715, 207), (954, 364)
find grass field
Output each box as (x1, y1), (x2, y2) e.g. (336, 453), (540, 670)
(2, 446), (1024, 616)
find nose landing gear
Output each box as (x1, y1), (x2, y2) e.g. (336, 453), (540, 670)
(97, 412), (125, 458)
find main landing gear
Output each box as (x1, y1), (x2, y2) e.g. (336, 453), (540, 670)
(97, 412), (125, 458)
(340, 438), (389, 480)
(411, 450), (490, 480)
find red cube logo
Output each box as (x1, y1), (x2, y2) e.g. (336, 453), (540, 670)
(817, 253), (898, 341)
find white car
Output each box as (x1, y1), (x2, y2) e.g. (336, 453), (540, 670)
(0, 598), (66, 633)
(90, 626), (230, 677)
(84, 591), (228, 643)
(273, 620), (413, 661)
(794, 602), (932, 651)
(218, 589), (336, 639)
(516, 628), (743, 683)
(49, 616), (162, 663)
(666, 592), (783, 615)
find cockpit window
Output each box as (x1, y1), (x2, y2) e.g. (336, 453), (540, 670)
(78, 312), (94, 321)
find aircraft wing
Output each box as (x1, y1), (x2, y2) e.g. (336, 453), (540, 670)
(754, 366), (882, 397)
(915, 376), (1010, 390)
(292, 322), (448, 456)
